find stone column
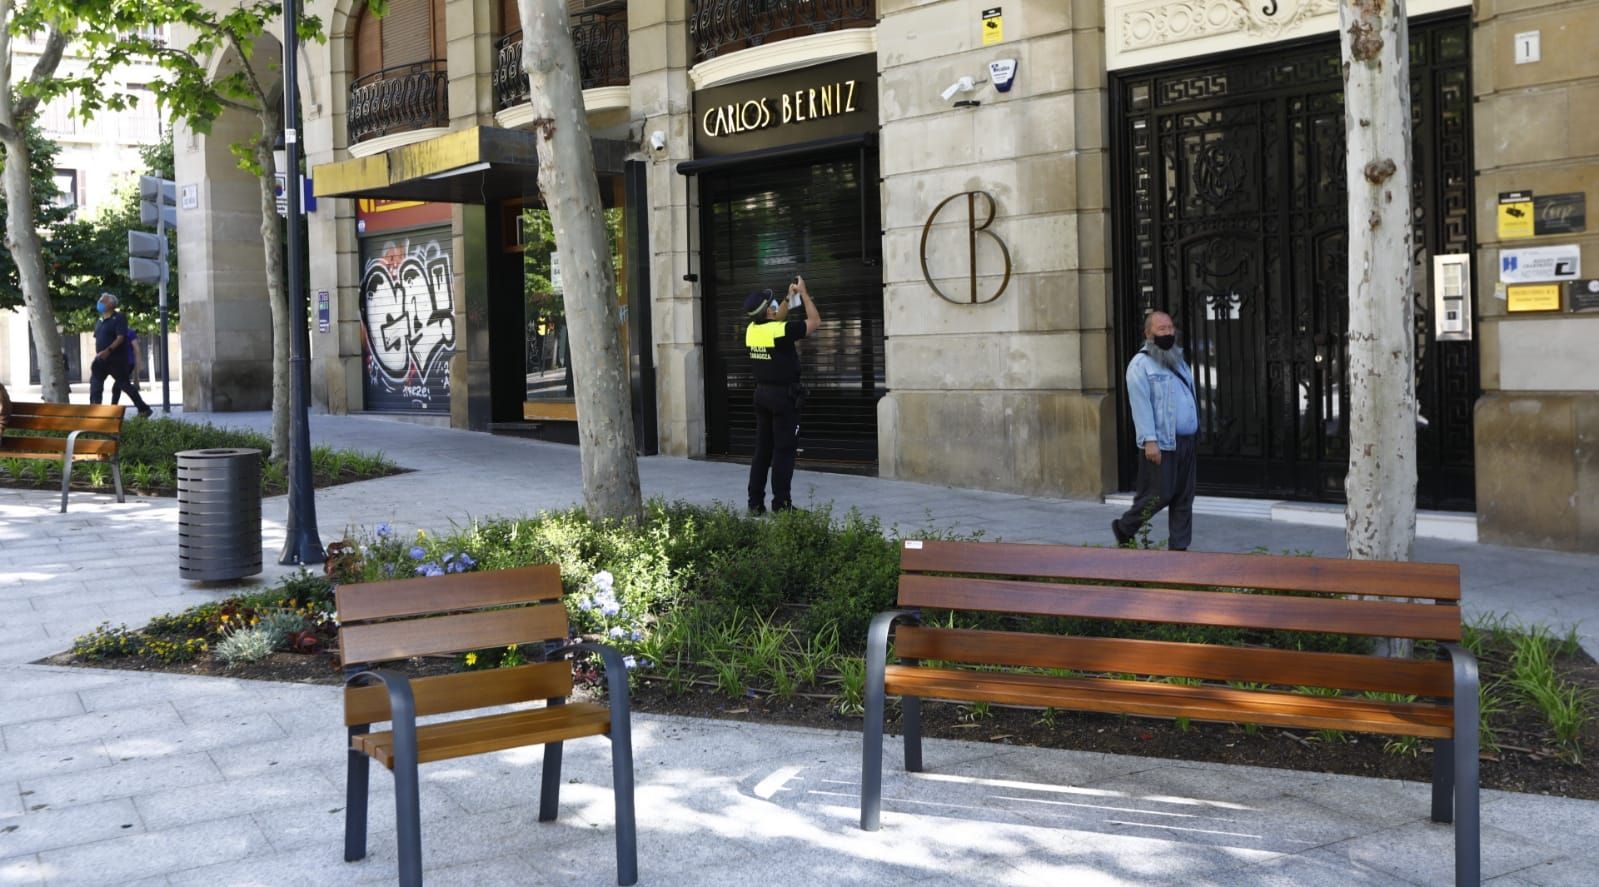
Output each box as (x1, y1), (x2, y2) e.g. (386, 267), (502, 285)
(448, 0), (499, 429)
(309, 0), (365, 414)
(631, 0), (702, 456)
(1472, 0), (1599, 551)
(174, 107), (275, 412)
(876, 0), (1113, 497)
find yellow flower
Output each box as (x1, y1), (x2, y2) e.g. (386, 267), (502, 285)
(507, 644), (518, 652)
(220, 614), (230, 622)
(465, 652), (478, 666)
(416, 529), (427, 541)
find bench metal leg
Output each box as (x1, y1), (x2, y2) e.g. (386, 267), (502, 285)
(111, 456), (124, 503)
(609, 723), (638, 886)
(1446, 643), (1481, 887)
(860, 609), (919, 832)
(394, 755), (422, 887)
(59, 432), (80, 513)
(539, 741), (564, 822)
(344, 727), (371, 862)
(901, 693), (927, 770)
(1431, 739), (1454, 823)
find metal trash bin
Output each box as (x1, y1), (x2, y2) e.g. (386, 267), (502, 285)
(176, 447), (263, 581)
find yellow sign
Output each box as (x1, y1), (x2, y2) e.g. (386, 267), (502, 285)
(1506, 284), (1562, 312)
(982, 7), (1004, 45)
(1498, 200), (1534, 239)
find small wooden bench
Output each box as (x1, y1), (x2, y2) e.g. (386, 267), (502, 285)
(0, 402), (125, 512)
(337, 564), (637, 886)
(860, 540), (1480, 886)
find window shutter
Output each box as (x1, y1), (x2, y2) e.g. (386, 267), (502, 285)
(381, 0), (434, 67)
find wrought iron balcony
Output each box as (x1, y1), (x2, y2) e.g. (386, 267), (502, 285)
(690, 0), (876, 63)
(348, 60), (449, 145)
(494, 12), (630, 113)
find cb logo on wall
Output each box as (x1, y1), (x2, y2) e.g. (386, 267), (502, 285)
(919, 190), (1012, 305)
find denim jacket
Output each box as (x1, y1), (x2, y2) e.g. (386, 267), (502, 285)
(1125, 345), (1197, 451)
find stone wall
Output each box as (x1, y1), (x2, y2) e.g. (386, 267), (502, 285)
(1474, 0), (1599, 551)
(876, 0), (1113, 497)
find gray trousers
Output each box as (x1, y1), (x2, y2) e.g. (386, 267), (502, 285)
(1114, 434), (1196, 551)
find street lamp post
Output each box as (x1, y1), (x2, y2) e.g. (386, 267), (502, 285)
(278, 0), (324, 566)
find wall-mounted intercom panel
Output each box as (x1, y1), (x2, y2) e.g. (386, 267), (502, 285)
(1433, 253), (1473, 342)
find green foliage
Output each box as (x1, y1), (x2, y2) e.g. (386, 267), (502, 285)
(0, 417), (395, 496)
(215, 625), (276, 666)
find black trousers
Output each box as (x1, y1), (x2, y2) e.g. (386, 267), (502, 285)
(90, 357), (149, 412)
(1113, 434), (1197, 550)
(748, 385), (800, 509)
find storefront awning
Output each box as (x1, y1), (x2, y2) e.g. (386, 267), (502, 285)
(312, 126), (627, 204)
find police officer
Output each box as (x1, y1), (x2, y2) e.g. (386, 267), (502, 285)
(743, 274), (820, 514)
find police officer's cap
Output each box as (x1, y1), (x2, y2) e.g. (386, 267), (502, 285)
(743, 289), (774, 317)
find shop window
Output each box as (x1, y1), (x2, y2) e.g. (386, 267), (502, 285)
(519, 205), (626, 401)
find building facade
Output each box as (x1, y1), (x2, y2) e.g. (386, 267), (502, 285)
(174, 0), (1599, 552)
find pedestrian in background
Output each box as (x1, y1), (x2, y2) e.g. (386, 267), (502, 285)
(1113, 310), (1198, 551)
(90, 293), (153, 417)
(111, 328), (142, 404)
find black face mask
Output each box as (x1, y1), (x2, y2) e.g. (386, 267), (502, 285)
(1152, 334), (1176, 351)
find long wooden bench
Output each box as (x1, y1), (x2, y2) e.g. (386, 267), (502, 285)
(0, 401), (125, 512)
(337, 564), (637, 886)
(860, 540), (1480, 886)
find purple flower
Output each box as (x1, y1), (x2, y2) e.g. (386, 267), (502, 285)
(592, 571), (614, 593)
(623, 655), (638, 670)
(442, 553), (454, 564)
(608, 627), (626, 639)
(409, 546), (426, 560)
(630, 629), (643, 641)
(457, 553), (476, 569)
(415, 562), (444, 577)
(376, 523), (392, 539)
(601, 601), (620, 617)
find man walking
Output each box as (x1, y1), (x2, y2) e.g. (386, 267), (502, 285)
(90, 293), (153, 417)
(743, 274), (820, 514)
(1113, 310), (1198, 550)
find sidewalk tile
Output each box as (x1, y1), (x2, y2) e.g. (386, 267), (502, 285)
(0, 798), (143, 856)
(1, 702), (182, 752)
(134, 768), (338, 832)
(34, 815), (271, 885)
(0, 692), (84, 728)
(19, 751), (221, 812)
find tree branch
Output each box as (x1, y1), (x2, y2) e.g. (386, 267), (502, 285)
(226, 32), (275, 109)
(13, 27), (69, 121)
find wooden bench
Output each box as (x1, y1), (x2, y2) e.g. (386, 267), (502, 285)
(860, 540), (1480, 886)
(337, 564), (637, 886)
(0, 402), (125, 512)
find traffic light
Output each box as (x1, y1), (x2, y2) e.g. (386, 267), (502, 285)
(139, 176), (177, 227)
(127, 230), (167, 284)
(128, 175), (176, 284)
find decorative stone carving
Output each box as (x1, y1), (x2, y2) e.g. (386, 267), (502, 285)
(1118, 0), (1339, 53)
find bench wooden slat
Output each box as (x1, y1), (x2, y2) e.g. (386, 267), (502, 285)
(339, 604), (568, 666)
(898, 574), (1463, 641)
(353, 701), (612, 768)
(5, 402), (126, 420)
(0, 437), (118, 458)
(900, 540), (1462, 602)
(883, 666), (1456, 738)
(893, 626), (1456, 698)
(2, 415), (124, 434)
(335, 564), (563, 622)
(344, 661), (574, 725)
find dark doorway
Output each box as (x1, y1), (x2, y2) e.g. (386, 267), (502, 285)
(1111, 15), (1477, 510)
(700, 150), (884, 464)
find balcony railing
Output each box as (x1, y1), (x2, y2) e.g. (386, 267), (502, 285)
(494, 12), (630, 113)
(690, 0), (875, 63)
(348, 60), (449, 145)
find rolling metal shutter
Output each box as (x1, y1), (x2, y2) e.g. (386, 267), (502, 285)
(358, 226), (456, 413)
(701, 151), (883, 463)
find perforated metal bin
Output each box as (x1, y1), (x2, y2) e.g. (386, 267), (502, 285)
(176, 447), (262, 581)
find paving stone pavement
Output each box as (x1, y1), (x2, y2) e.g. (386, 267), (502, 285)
(2, 411), (1597, 885)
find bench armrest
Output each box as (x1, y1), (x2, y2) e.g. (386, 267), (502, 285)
(548, 641), (633, 714)
(345, 669), (419, 767)
(866, 609), (921, 682)
(548, 641), (634, 750)
(1442, 642), (1480, 738)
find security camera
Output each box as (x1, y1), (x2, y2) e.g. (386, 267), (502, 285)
(648, 130), (667, 152)
(940, 76), (975, 102)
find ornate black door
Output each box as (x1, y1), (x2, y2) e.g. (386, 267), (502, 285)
(1112, 16), (1476, 510)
